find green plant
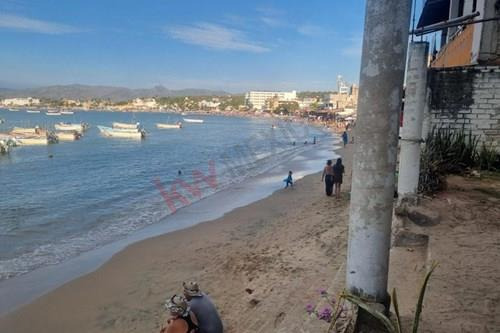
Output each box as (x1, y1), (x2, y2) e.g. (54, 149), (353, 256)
(419, 127), (480, 193)
(478, 143), (499, 171)
(340, 262), (438, 333)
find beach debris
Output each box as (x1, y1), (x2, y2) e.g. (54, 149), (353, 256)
(244, 288), (254, 294)
(249, 298), (260, 307)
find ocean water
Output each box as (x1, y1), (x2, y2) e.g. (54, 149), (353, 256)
(0, 109), (329, 281)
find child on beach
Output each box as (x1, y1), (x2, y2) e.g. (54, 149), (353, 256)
(342, 131), (348, 146)
(284, 171), (293, 188)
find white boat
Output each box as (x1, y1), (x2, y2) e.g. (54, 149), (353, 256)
(183, 118), (204, 123)
(0, 140), (11, 154)
(112, 122), (140, 129)
(27, 110), (41, 114)
(61, 111), (74, 115)
(11, 127), (40, 135)
(98, 126), (145, 139)
(54, 122), (86, 133)
(8, 108), (19, 112)
(156, 123), (182, 129)
(16, 137), (49, 145)
(56, 131), (81, 141)
(46, 112), (61, 116)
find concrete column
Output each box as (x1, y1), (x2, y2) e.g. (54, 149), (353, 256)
(398, 42), (429, 199)
(346, 0), (412, 303)
(421, 88), (432, 143)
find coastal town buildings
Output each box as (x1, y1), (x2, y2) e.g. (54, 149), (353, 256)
(415, 0), (500, 150)
(1, 97), (40, 106)
(132, 98), (158, 109)
(337, 75), (351, 94)
(245, 90), (297, 110)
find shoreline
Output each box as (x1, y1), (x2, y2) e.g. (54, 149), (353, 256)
(0, 130), (341, 316)
(0, 144), (352, 332)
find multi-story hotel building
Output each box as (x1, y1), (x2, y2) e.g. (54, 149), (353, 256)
(245, 90), (297, 110)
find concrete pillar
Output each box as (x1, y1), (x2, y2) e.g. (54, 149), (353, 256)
(421, 88), (432, 143)
(398, 42), (429, 199)
(346, 0), (412, 303)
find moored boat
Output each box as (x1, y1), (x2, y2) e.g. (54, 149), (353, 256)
(156, 122), (182, 129)
(183, 118), (204, 123)
(56, 131), (81, 141)
(46, 111), (61, 116)
(98, 126), (145, 139)
(26, 110), (41, 114)
(54, 122), (88, 133)
(0, 140), (11, 154)
(60, 111), (74, 115)
(11, 127), (40, 135)
(112, 122), (140, 129)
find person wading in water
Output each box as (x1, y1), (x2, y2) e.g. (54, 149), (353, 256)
(321, 159), (334, 196)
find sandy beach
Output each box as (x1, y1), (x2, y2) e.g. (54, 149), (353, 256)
(1, 137), (499, 332)
(0, 145), (352, 333)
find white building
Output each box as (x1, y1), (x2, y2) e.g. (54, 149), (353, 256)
(245, 90), (297, 110)
(1, 97), (40, 106)
(337, 75), (350, 94)
(199, 100), (221, 109)
(132, 98), (158, 108)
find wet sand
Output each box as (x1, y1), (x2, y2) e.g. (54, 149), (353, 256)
(0, 147), (353, 333)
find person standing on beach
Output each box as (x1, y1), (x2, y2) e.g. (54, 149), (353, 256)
(342, 131), (348, 146)
(161, 294), (199, 333)
(321, 160), (334, 196)
(284, 171), (293, 188)
(333, 158), (345, 199)
(183, 281), (223, 333)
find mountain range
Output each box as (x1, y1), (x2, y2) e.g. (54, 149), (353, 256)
(0, 84), (229, 102)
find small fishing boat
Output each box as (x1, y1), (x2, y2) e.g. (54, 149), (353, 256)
(14, 132), (58, 145)
(8, 108), (19, 112)
(0, 140), (11, 154)
(112, 122), (140, 129)
(156, 122), (182, 129)
(183, 118), (204, 123)
(46, 111), (61, 116)
(60, 110), (74, 115)
(0, 119), (4, 124)
(11, 127), (40, 135)
(98, 126), (145, 139)
(26, 110), (41, 114)
(54, 122), (88, 133)
(56, 131), (81, 141)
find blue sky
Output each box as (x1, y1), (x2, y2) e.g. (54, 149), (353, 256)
(0, 0), (366, 92)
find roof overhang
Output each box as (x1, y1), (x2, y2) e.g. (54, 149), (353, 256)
(417, 0), (450, 28)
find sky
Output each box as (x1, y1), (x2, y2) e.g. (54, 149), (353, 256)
(0, 0), (367, 93)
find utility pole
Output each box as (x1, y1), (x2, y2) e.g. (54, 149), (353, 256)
(398, 41), (429, 200)
(346, 0), (412, 303)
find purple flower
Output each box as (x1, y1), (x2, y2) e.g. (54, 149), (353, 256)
(317, 306), (333, 322)
(317, 288), (327, 296)
(305, 303), (315, 314)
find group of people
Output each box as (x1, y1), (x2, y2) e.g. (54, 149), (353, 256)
(321, 158), (344, 198)
(161, 281), (223, 333)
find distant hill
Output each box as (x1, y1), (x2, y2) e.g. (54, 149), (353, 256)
(0, 84), (229, 102)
